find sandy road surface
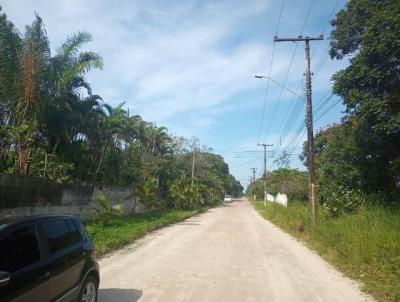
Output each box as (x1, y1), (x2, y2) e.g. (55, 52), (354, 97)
(98, 199), (372, 302)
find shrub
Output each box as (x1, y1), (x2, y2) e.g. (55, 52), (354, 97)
(319, 185), (367, 217)
(90, 195), (122, 226)
(135, 177), (160, 210)
(168, 175), (208, 209)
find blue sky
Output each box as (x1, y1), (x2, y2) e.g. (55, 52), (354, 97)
(2, 0), (350, 187)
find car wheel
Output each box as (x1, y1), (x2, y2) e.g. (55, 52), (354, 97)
(79, 275), (98, 302)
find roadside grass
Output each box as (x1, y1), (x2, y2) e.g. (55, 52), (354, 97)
(251, 200), (400, 302)
(85, 208), (205, 256)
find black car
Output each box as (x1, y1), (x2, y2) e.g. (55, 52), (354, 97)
(0, 214), (99, 302)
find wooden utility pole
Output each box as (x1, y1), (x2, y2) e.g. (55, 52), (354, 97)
(258, 143), (273, 206)
(274, 34), (323, 226)
(191, 146), (196, 187)
(251, 168), (257, 200)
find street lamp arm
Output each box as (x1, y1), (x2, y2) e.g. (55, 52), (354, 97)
(254, 75), (304, 100)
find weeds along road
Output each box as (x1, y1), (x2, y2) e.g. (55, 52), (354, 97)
(98, 199), (373, 302)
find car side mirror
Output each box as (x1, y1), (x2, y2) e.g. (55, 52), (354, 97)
(0, 271), (10, 287)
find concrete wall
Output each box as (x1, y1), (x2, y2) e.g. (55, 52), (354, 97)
(0, 174), (143, 221)
(266, 192), (288, 207)
(92, 186), (145, 216)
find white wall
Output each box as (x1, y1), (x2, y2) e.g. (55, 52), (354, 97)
(266, 192), (288, 207)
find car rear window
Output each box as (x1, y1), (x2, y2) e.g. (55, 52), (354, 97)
(0, 225), (40, 273)
(41, 219), (81, 254)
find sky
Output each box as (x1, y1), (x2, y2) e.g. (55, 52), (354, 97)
(1, 0), (350, 187)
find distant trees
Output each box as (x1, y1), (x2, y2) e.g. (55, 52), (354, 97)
(0, 8), (242, 208)
(246, 168), (308, 202)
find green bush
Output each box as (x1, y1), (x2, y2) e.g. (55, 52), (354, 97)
(319, 186), (367, 217)
(90, 195), (122, 226)
(135, 177), (160, 210)
(168, 175), (209, 209)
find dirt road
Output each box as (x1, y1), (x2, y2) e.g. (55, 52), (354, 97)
(98, 199), (372, 302)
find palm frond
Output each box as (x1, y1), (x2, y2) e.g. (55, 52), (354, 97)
(56, 31), (91, 61)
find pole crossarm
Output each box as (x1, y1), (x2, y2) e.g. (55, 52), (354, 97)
(274, 35), (324, 42)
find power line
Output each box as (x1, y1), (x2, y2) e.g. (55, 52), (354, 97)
(299, 0), (315, 34)
(276, 79), (305, 143)
(278, 51), (332, 151)
(284, 99), (342, 163)
(276, 0), (340, 153)
(282, 92), (336, 156)
(281, 48), (398, 164)
(230, 158), (263, 169)
(257, 0), (285, 143)
(315, 99), (341, 121)
(256, 0), (342, 178)
(264, 0), (313, 144)
(314, 92), (335, 115)
(277, 83), (305, 149)
(265, 43), (299, 138)
(310, 0), (340, 60)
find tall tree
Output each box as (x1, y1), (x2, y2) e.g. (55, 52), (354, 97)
(329, 0), (400, 191)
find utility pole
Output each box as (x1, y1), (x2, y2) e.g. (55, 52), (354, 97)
(251, 168), (257, 200)
(190, 138), (199, 187)
(191, 146), (196, 187)
(274, 34), (324, 226)
(258, 143), (273, 206)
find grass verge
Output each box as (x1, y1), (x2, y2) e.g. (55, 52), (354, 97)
(86, 208), (204, 256)
(251, 199), (400, 302)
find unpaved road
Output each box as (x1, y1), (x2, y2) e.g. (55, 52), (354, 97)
(98, 199), (372, 302)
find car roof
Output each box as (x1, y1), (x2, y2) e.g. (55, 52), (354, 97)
(0, 214), (78, 230)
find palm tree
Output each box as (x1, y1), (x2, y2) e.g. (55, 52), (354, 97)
(43, 31), (103, 155)
(0, 7), (21, 126)
(0, 8), (21, 170)
(0, 10), (104, 176)
(13, 15), (50, 175)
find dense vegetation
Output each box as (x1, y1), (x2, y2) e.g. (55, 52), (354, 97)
(0, 8), (243, 209)
(300, 0), (400, 212)
(252, 200), (400, 302)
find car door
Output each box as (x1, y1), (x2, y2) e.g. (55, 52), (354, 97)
(0, 222), (52, 302)
(40, 218), (85, 301)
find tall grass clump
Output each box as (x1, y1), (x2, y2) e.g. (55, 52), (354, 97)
(252, 200), (400, 302)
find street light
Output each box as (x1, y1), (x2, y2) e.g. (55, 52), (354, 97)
(254, 74), (303, 99)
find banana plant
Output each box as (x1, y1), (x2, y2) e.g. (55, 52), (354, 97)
(90, 194), (122, 226)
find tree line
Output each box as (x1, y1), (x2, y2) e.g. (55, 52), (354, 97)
(245, 168), (308, 202)
(0, 8), (243, 209)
